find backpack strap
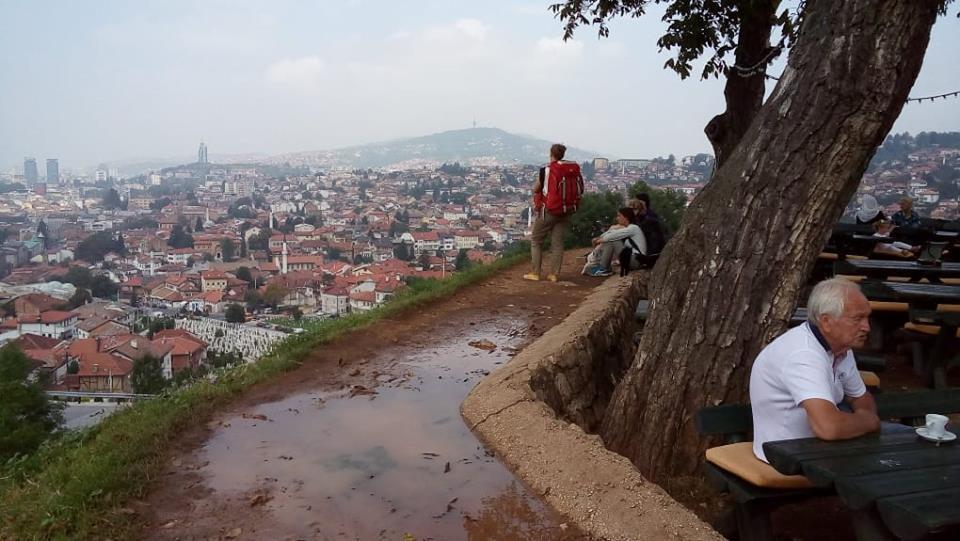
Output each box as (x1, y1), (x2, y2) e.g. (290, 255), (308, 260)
(624, 235), (644, 256)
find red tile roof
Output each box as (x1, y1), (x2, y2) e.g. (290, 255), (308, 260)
(38, 311), (77, 324)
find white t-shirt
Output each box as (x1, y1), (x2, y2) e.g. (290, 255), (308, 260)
(749, 323), (867, 462)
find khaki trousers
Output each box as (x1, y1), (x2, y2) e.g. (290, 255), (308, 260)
(530, 211), (570, 277)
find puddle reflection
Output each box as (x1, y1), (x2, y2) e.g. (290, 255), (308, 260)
(195, 323), (583, 540)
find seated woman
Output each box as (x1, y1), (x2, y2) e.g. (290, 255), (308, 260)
(873, 220), (920, 258)
(583, 207), (647, 277)
(856, 194), (886, 225)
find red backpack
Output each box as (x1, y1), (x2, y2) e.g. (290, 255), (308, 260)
(539, 161), (584, 215)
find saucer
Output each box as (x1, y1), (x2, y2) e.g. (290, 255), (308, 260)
(916, 427), (957, 443)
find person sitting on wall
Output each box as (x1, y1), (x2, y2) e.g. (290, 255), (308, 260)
(582, 207), (646, 277)
(891, 196), (922, 227)
(749, 279), (881, 462)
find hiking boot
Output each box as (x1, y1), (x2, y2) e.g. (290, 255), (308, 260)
(545, 274), (559, 282)
(522, 273), (541, 281)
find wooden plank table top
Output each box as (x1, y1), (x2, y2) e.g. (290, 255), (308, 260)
(843, 260), (960, 282)
(880, 282), (960, 305)
(764, 429), (960, 540)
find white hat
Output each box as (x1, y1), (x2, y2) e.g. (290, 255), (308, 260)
(857, 194), (880, 223)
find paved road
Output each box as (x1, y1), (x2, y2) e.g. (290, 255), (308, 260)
(60, 403), (125, 430)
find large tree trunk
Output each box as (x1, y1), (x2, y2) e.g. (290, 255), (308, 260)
(705, 1), (777, 168)
(600, 0), (942, 485)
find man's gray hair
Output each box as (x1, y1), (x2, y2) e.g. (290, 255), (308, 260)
(807, 278), (863, 323)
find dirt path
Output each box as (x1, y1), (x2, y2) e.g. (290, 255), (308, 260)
(138, 253), (601, 541)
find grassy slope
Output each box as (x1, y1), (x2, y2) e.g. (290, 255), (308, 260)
(0, 254), (525, 540)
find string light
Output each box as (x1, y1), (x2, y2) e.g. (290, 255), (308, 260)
(905, 90), (960, 103)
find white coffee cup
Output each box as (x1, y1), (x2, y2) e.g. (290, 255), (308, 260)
(925, 414), (949, 438)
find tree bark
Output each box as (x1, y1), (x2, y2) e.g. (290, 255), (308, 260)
(705, 1), (777, 168)
(600, 0), (942, 485)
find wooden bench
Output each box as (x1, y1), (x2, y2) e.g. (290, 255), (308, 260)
(697, 390), (960, 541)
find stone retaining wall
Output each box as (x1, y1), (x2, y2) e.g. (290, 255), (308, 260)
(461, 276), (723, 541)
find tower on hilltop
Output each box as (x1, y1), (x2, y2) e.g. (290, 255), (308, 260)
(198, 141), (208, 164)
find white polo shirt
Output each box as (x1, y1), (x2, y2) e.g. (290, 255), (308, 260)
(749, 322), (866, 462)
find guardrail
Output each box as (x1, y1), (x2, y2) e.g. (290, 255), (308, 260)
(46, 391), (157, 401)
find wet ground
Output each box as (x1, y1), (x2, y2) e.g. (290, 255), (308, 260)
(146, 315), (587, 541)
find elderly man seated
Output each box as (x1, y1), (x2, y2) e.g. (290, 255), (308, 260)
(750, 278), (882, 462)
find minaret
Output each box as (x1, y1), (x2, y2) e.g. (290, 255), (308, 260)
(281, 240), (288, 275)
(269, 210), (275, 230)
(527, 206), (532, 228)
(37, 231), (47, 264)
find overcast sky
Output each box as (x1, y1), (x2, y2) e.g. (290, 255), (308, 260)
(1, 1), (958, 171)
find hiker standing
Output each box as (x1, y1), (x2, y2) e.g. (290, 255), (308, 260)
(525, 144), (584, 282)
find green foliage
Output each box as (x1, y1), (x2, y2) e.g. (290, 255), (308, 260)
(326, 247), (342, 261)
(90, 276), (118, 299)
(147, 318), (175, 336)
(66, 360), (78, 375)
(455, 249), (471, 271)
(235, 266), (253, 284)
(550, 0), (800, 80)
(167, 225), (194, 249)
(290, 307), (303, 322)
(65, 288), (92, 309)
(244, 291), (263, 312)
(0, 345), (63, 461)
(564, 191), (624, 247)
(224, 304), (246, 323)
(125, 216), (158, 230)
(220, 238), (236, 262)
(628, 180), (688, 233)
(75, 232), (124, 263)
(131, 355), (165, 395)
(227, 198), (257, 219)
(150, 197), (172, 211)
(0, 251), (528, 540)
(870, 131), (960, 168)
(393, 243), (413, 261)
(262, 283), (288, 308)
(101, 188), (124, 210)
(439, 162), (470, 176)
(246, 228), (272, 251)
(51, 266), (117, 300)
(0, 182), (26, 194)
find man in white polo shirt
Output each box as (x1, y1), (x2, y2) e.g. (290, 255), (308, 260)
(750, 278), (881, 462)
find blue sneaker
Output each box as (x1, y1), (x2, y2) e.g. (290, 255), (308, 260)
(588, 266), (613, 277)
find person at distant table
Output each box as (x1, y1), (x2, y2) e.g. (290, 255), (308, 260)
(872, 220), (920, 258)
(891, 196), (922, 227)
(749, 279), (881, 462)
(856, 194), (886, 225)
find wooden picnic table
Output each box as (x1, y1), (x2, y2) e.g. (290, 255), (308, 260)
(881, 282), (960, 388)
(764, 430), (960, 540)
(839, 261), (960, 284)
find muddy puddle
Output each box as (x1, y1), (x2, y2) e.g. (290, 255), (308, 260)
(163, 319), (584, 540)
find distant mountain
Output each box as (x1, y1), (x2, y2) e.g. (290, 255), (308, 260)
(260, 127), (606, 169)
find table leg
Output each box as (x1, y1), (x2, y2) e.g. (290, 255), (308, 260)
(735, 500), (774, 541)
(929, 325), (956, 389)
(851, 508), (897, 541)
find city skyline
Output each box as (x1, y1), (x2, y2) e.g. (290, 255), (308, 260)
(1, 1), (958, 171)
